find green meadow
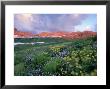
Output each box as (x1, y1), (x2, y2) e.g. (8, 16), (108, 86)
(14, 36), (97, 76)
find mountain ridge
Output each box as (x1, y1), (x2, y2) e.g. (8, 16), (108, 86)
(14, 28), (96, 39)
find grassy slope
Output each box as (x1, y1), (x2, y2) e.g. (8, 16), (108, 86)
(14, 36), (97, 76)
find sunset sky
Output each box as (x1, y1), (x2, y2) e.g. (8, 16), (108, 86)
(14, 14), (97, 34)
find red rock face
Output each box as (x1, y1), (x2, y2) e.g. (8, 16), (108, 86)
(14, 28), (34, 38)
(37, 31), (96, 39)
(14, 28), (96, 39)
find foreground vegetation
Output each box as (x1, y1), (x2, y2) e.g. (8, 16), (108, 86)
(14, 36), (97, 76)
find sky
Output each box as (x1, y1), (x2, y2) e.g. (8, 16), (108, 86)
(14, 14), (97, 34)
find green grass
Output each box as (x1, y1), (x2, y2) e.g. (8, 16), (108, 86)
(14, 63), (26, 76)
(43, 58), (61, 74)
(14, 36), (97, 76)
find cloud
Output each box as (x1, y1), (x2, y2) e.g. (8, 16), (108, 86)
(84, 26), (93, 31)
(75, 24), (97, 32)
(14, 14), (34, 32)
(14, 14), (96, 34)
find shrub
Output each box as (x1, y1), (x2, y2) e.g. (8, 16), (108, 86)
(14, 63), (26, 76)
